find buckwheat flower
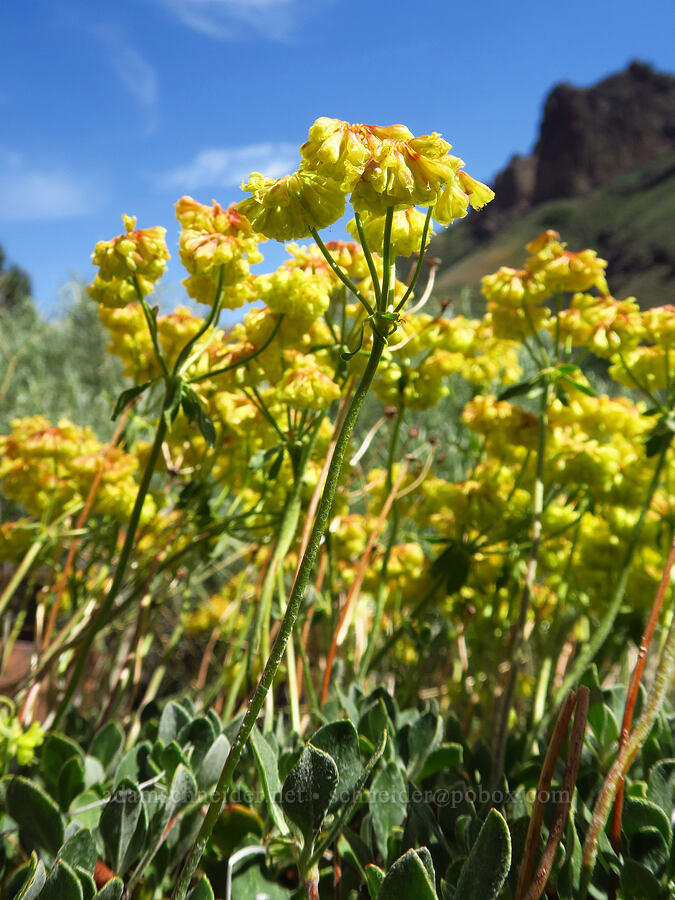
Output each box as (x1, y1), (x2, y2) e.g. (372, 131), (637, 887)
(433, 178), (472, 225)
(488, 303), (550, 341)
(0, 708), (44, 767)
(525, 230), (609, 294)
(99, 304), (157, 381)
(551, 293), (644, 357)
(461, 395), (540, 450)
(88, 215), (169, 307)
(350, 132), (462, 214)
(642, 305), (675, 348)
(0, 519), (35, 564)
(323, 241), (371, 279)
(481, 267), (551, 308)
(300, 118), (402, 188)
(609, 345), (669, 391)
(347, 206), (434, 257)
(88, 273), (144, 309)
(457, 171), (496, 210)
(258, 267), (333, 319)
(275, 358), (341, 410)
(238, 170), (346, 241)
(176, 197), (264, 307)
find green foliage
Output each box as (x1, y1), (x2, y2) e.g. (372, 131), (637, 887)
(1, 686), (674, 898)
(0, 285), (122, 436)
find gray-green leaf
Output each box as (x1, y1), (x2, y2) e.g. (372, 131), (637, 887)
(281, 744), (338, 847)
(454, 808), (511, 900)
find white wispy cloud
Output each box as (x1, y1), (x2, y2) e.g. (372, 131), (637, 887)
(90, 25), (159, 133)
(157, 142), (299, 192)
(151, 0), (301, 41)
(0, 156), (94, 222)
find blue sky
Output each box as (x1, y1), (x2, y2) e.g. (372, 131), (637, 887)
(2, 0), (674, 317)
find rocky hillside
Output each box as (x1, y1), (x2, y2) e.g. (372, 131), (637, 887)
(432, 61), (675, 308)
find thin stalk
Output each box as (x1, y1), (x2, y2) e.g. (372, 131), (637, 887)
(395, 207), (434, 312)
(308, 227), (374, 316)
(379, 208), (395, 312)
(192, 313), (285, 383)
(609, 531), (675, 879)
(294, 618), (320, 717)
(172, 266), (224, 374)
(285, 618), (301, 735)
(491, 381), (550, 791)
(135, 282), (169, 379)
(53, 400), (169, 726)
(126, 612), (186, 749)
(321, 458), (409, 703)
(551, 444), (668, 713)
(42, 407), (130, 648)
(523, 687), (588, 900)
(581, 585), (675, 892)
(359, 405), (404, 679)
(353, 212), (382, 307)
(515, 689), (577, 900)
(250, 426), (321, 680)
(0, 539), (43, 619)
(172, 329), (387, 900)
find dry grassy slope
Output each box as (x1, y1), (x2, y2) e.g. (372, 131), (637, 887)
(431, 150), (675, 310)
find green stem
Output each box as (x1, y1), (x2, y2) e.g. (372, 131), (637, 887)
(171, 329), (387, 900)
(308, 227), (375, 316)
(53, 399), (169, 727)
(353, 212), (382, 307)
(395, 206), (434, 312)
(192, 313), (284, 383)
(359, 405), (404, 679)
(247, 454), (309, 683)
(490, 381), (549, 791)
(379, 208), (395, 312)
(134, 280), (170, 379)
(172, 266), (224, 374)
(0, 538), (44, 619)
(294, 619), (320, 717)
(550, 444), (667, 714)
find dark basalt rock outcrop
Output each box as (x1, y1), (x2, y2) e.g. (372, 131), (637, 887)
(472, 61), (675, 238)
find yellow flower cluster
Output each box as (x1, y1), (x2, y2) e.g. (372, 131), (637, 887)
(552, 293), (644, 356)
(238, 117), (494, 242)
(88, 214), (170, 308)
(347, 206), (434, 257)
(176, 197), (264, 307)
(482, 231), (610, 343)
(0, 416), (154, 524)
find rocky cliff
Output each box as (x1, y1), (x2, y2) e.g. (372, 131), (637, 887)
(433, 61), (675, 307)
(475, 61), (675, 237)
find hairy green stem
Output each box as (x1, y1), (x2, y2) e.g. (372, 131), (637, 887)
(134, 283), (169, 379)
(171, 329), (387, 900)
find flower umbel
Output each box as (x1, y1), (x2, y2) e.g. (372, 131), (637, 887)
(88, 214), (170, 308)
